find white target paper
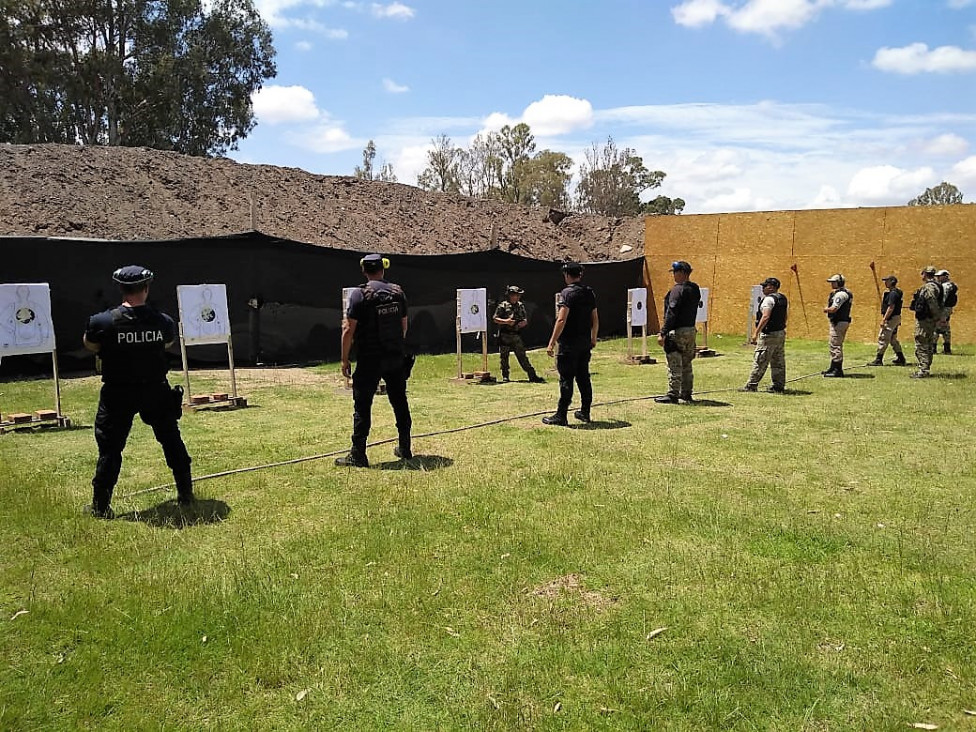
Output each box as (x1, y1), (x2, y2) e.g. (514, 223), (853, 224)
(696, 287), (710, 323)
(747, 285), (764, 335)
(457, 288), (487, 333)
(0, 283), (56, 356)
(178, 284), (231, 345)
(342, 287), (358, 318)
(629, 287), (648, 327)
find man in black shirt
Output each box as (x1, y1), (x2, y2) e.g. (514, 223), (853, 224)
(336, 254), (412, 467)
(655, 261), (701, 404)
(83, 265), (193, 518)
(542, 262), (598, 426)
(868, 275), (906, 366)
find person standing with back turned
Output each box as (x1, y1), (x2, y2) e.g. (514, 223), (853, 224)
(83, 265), (193, 519)
(336, 254), (412, 467)
(542, 262), (598, 426)
(655, 261), (701, 404)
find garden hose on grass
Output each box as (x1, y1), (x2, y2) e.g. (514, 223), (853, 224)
(120, 364), (868, 500)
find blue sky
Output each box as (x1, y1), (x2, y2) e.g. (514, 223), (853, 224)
(233, 0), (976, 213)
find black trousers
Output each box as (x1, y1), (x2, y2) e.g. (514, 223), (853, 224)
(556, 349), (592, 416)
(92, 381), (191, 510)
(351, 355), (412, 456)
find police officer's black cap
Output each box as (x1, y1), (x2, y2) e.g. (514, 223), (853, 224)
(881, 274), (898, 284)
(670, 260), (693, 273)
(360, 253), (389, 272)
(112, 265), (154, 284)
(760, 277), (780, 288)
(561, 262), (583, 276)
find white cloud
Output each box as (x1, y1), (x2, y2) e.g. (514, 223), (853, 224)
(921, 133), (969, 157)
(383, 78), (410, 94)
(873, 43), (976, 74)
(295, 40), (313, 51)
(252, 85), (321, 124)
(392, 144), (431, 184)
(846, 165), (936, 203)
(948, 0), (975, 8)
(521, 95), (594, 136)
(810, 185), (842, 208)
(254, 0), (335, 27)
(288, 123), (359, 153)
(671, 0), (892, 39)
(699, 187), (775, 213)
(950, 155), (976, 188)
(371, 2), (414, 19)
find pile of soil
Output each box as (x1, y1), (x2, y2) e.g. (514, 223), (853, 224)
(0, 144), (643, 262)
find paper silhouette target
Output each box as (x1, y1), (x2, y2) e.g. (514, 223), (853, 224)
(697, 287), (710, 323)
(628, 287), (648, 327)
(458, 288), (487, 333)
(0, 283), (56, 356)
(178, 284), (231, 345)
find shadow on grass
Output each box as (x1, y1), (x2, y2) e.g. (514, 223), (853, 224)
(374, 454), (454, 471)
(2, 423), (92, 434)
(840, 373), (875, 379)
(684, 398), (731, 407)
(570, 419), (631, 431)
(119, 498), (230, 529)
(781, 389), (814, 396)
(932, 372), (968, 380)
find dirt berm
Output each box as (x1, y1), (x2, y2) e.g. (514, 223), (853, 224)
(0, 144), (643, 262)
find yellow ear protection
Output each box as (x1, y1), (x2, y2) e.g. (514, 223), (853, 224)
(360, 256), (391, 270)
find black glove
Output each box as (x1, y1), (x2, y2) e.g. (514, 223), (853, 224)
(403, 354), (416, 381)
(170, 384), (185, 420)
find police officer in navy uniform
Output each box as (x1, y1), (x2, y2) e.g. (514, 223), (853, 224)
(336, 254), (412, 467)
(83, 266), (193, 518)
(542, 262), (598, 426)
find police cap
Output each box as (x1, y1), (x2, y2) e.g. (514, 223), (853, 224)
(826, 274), (845, 285)
(360, 253), (390, 272)
(935, 269), (949, 277)
(920, 265), (937, 276)
(881, 274), (898, 284)
(561, 262), (583, 276)
(670, 260), (693, 273)
(112, 265), (154, 285)
(506, 285), (524, 295)
(760, 277), (780, 288)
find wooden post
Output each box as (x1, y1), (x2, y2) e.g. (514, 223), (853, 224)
(456, 292), (463, 379)
(179, 322), (191, 405)
(481, 329), (488, 373)
(626, 290), (634, 359)
(227, 335), (238, 399)
(702, 321), (709, 350)
(641, 323), (648, 358)
(51, 349), (62, 417)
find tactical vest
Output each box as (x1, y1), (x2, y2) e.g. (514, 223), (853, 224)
(355, 282), (406, 358)
(881, 288), (903, 317)
(827, 288), (852, 323)
(756, 292), (788, 333)
(99, 306), (171, 385)
(497, 301), (526, 334)
(943, 282), (958, 308)
(911, 282), (943, 320)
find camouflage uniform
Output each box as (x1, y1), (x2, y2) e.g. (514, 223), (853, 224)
(912, 280), (944, 377)
(493, 300), (541, 381)
(935, 278), (957, 352)
(667, 328), (698, 398)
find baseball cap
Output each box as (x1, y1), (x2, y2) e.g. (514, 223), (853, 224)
(760, 277), (780, 288)
(506, 285), (524, 295)
(921, 266), (937, 276)
(561, 262), (583, 276)
(935, 269), (949, 277)
(112, 265), (154, 285)
(670, 260), (693, 273)
(826, 274), (845, 284)
(881, 275), (898, 284)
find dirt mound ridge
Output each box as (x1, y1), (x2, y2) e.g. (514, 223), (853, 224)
(0, 144), (643, 261)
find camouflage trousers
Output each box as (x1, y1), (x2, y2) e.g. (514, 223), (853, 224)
(746, 330), (786, 389)
(828, 321), (850, 362)
(876, 315), (903, 356)
(497, 333), (537, 379)
(935, 308), (952, 343)
(914, 319), (938, 375)
(665, 327), (697, 398)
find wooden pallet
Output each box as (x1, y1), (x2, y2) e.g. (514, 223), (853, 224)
(183, 393), (249, 412)
(0, 411), (72, 433)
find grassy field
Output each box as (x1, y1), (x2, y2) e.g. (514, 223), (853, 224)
(1, 336), (974, 730)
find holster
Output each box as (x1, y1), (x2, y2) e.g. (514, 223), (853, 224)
(403, 353), (416, 381)
(663, 333), (679, 353)
(170, 384), (185, 420)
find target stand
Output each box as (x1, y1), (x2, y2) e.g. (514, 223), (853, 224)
(696, 287), (718, 357)
(454, 288), (495, 384)
(624, 287), (657, 365)
(0, 283), (72, 434)
(177, 284), (248, 413)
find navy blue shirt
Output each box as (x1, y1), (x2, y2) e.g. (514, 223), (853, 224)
(347, 280), (408, 358)
(85, 304), (175, 384)
(882, 287), (903, 317)
(557, 283), (597, 352)
(661, 281), (701, 333)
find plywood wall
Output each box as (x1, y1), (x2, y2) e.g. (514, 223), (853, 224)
(644, 205), (975, 343)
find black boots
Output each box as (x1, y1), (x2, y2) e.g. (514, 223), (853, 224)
(528, 373), (546, 383)
(867, 352), (883, 366)
(542, 412), (569, 426)
(893, 353), (907, 366)
(823, 361), (844, 377)
(943, 344), (952, 355)
(335, 451), (369, 468)
(174, 471), (195, 505)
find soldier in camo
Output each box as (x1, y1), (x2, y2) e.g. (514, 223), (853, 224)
(493, 285), (544, 383)
(909, 266), (947, 379)
(934, 269), (958, 355)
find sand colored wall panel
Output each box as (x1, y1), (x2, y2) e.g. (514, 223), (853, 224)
(645, 205), (976, 344)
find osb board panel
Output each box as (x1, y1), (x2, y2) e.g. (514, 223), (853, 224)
(793, 208), (886, 258)
(645, 215), (721, 257)
(643, 255), (718, 332)
(711, 255), (795, 336)
(645, 205), (974, 343)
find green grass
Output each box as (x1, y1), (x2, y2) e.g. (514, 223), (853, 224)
(1, 336), (975, 730)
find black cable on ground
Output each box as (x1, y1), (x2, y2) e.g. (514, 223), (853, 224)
(120, 363), (869, 500)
